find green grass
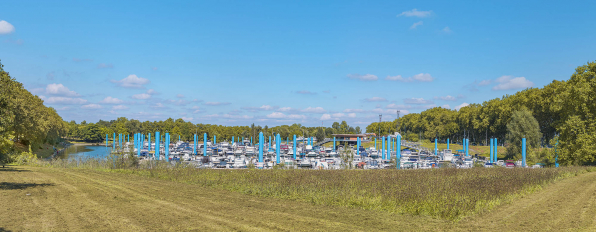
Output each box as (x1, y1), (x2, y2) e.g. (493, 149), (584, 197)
(41, 157), (594, 221)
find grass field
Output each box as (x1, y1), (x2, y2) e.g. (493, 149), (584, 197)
(2, 165), (596, 231)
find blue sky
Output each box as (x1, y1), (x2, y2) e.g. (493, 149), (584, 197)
(1, 0), (595, 127)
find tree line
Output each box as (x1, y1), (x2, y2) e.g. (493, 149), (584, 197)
(366, 61), (596, 165)
(68, 118), (362, 145)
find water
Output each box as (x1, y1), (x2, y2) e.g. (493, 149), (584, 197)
(58, 145), (112, 160)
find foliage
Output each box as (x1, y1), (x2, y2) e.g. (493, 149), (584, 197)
(370, 61), (595, 165)
(505, 109), (542, 159)
(13, 145), (38, 165)
(0, 60), (67, 159)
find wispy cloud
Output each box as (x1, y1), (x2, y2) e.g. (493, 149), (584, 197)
(385, 73), (434, 82)
(343, 108), (365, 113)
(99, 96), (123, 104)
(347, 73), (378, 81)
(131, 89), (158, 99)
(301, 107), (326, 113)
(296, 90), (316, 95)
(97, 63), (113, 69)
(112, 105), (129, 110)
(111, 74), (150, 88)
(364, 97), (387, 102)
(433, 95), (464, 101)
(410, 21), (423, 29)
(204, 102), (231, 106)
(43, 96), (88, 105)
(267, 112), (306, 120)
(82, 104), (102, 109)
(242, 105), (278, 111)
(404, 98), (434, 104)
(72, 58), (93, 62)
(3, 38), (23, 45)
(442, 27), (452, 33)
(397, 9), (432, 18)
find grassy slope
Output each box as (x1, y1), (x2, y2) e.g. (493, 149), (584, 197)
(2, 166), (596, 231)
(0, 166), (447, 231)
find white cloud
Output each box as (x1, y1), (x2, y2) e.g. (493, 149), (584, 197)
(176, 94), (185, 98)
(151, 103), (164, 108)
(181, 117), (193, 121)
(204, 102), (231, 106)
(397, 9), (432, 17)
(302, 107), (326, 113)
(132, 93), (151, 100)
(111, 74), (150, 88)
(385, 75), (406, 81)
(82, 104), (102, 109)
(287, 114), (306, 120)
(296, 90), (316, 95)
(0, 20), (15, 34)
(434, 95), (457, 101)
(279, 107), (293, 112)
(320, 114), (332, 120)
(455, 102), (470, 110)
(348, 113), (356, 118)
(151, 67), (158, 71)
(442, 27), (452, 33)
(492, 76), (534, 90)
(267, 112), (306, 120)
(167, 99), (188, 106)
(441, 104), (450, 109)
(412, 73), (434, 82)
(267, 112), (287, 119)
(45, 83), (80, 97)
(97, 63), (113, 69)
(242, 105), (278, 111)
(478, 80), (492, 86)
(259, 105), (274, 110)
(112, 105), (129, 110)
(132, 88), (159, 99)
(222, 114), (254, 119)
(372, 108), (399, 114)
(404, 98), (434, 104)
(385, 73), (434, 82)
(332, 113), (345, 118)
(99, 96), (123, 104)
(347, 73), (378, 81)
(410, 21), (423, 29)
(386, 104), (412, 109)
(343, 108), (365, 113)
(43, 97), (88, 105)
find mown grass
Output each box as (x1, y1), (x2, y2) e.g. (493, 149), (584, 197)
(39, 158), (594, 221)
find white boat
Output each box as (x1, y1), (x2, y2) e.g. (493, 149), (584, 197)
(298, 158), (312, 168)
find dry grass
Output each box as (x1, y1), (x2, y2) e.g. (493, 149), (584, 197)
(3, 165), (596, 231)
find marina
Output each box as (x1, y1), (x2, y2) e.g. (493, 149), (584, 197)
(103, 132), (532, 170)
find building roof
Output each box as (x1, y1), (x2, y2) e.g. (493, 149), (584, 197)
(332, 134), (369, 137)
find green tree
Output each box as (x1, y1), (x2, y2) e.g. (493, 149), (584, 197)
(505, 109), (542, 160)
